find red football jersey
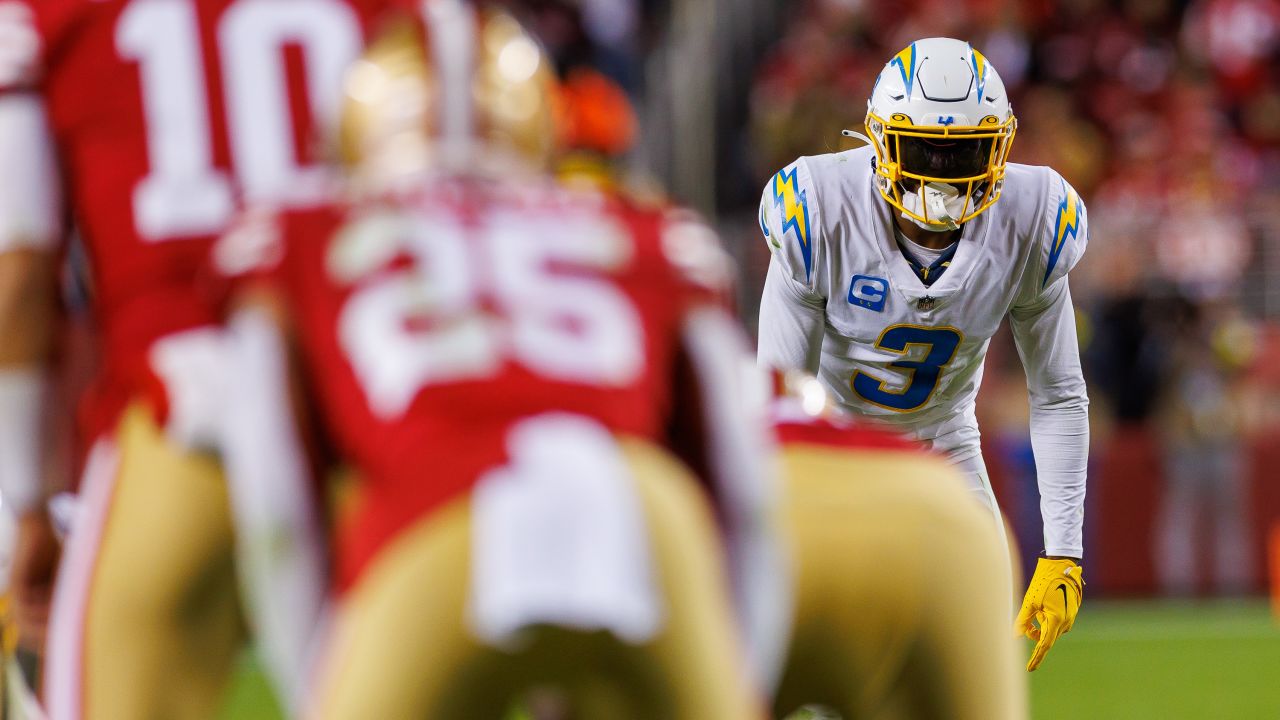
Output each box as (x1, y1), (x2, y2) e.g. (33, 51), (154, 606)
(0, 0), (395, 436)
(262, 180), (728, 586)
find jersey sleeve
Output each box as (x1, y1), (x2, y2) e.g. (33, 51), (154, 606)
(652, 204), (789, 689)
(669, 305), (790, 692)
(1009, 168), (1091, 558)
(759, 158), (823, 300)
(1009, 278), (1089, 558)
(0, 2), (42, 94)
(0, 2), (62, 252)
(221, 303), (328, 713)
(0, 94), (61, 252)
(757, 158), (827, 374)
(1034, 171), (1089, 293)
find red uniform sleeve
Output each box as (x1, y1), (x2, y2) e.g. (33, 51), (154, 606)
(668, 303), (791, 691)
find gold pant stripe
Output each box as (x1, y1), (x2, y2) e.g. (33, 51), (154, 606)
(45, 439), (120, 720)
(45, 404), (245, 720)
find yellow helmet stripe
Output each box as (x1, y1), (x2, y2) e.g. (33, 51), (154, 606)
(970, 46), (988, 100)
(890, 42), (917, 98)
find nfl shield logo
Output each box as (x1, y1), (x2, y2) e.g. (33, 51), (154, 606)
(917, 296), (937, 311)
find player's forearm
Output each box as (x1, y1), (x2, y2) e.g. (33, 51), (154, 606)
(757, 258), (824, 374)
(0, 94), (60, 365)
(0, 367), (47, 516)
(679, 305), (790, 692)
(222, 304), (328, 712)
(0, 249), (55, 364)
(1029, 399), (1089, 558)
(1012, 281), (1089, 557)
(1029, 401), (1088, 558)
(0, 249), (57, 516)
(0, 93), (62, 515)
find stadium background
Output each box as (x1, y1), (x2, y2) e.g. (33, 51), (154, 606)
(496, 0), (1280, 716)
(32, 0), (1277, 716)
(534, 0), (1280, 601)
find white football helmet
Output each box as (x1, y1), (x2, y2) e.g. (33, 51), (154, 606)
(862, 38), (1017, 230)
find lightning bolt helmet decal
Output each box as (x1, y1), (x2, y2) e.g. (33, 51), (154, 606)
(890, 42), (917, 98)
(970, 45), (988, 100)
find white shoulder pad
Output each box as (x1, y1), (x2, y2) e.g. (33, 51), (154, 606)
(759, 158), (820, 291)
(1038, 171), (1088, 289)
(0, 2), (41, 91)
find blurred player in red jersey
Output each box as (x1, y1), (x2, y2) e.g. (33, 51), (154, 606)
(0, 0), (405, 716)
(766, 371), (1025, 720)
(214, 4), (787, 718)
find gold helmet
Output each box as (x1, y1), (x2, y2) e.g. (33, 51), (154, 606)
(338, 1), (559, 188)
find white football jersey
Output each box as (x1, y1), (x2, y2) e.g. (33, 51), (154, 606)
(757, 145), (1089, 557)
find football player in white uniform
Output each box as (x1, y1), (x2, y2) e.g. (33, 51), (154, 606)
(757, 38), (1088, 671)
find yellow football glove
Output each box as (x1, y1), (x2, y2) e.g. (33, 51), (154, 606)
(1014, 557), (1084, 671)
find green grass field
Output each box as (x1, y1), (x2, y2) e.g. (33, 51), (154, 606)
(220, 599), (1280, 719)
(1027, 598), (1280, 719)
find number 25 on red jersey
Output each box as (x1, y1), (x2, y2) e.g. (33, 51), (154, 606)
(331, 209), (647, 420)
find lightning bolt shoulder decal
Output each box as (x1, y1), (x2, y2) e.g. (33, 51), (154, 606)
(1044, 178), (1082, 287)
(771, 166), (813, 282)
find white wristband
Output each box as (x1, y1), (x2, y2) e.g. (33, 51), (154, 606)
(0, 368), (46, 515)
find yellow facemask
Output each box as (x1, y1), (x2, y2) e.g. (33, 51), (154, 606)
(864, 111), (1017, 228)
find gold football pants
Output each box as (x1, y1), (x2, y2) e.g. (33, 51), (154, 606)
(774, 444), (1026, 720)
(45, 404), (244, 720)
(310, 438), (762, 720)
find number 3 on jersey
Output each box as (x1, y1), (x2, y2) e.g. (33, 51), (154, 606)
(851, 325), (963, 412)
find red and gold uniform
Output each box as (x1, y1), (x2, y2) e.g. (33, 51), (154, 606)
(772, 401), (1025, 719)
(227, 178), (780, 719)
(0, 0), (396, 716)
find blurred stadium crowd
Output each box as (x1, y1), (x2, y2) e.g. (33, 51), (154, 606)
(4, 0), (1274, 715)
(534, 0), (1280, 597)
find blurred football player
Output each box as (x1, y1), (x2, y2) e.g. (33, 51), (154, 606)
(0, 0), (401, 716)
(0, 44), (60, 657)
(757, 38), (1088, 671)
(769, 371), (1024, 719)
(215, 4), (785, 718)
